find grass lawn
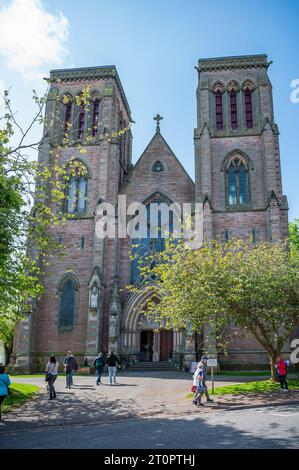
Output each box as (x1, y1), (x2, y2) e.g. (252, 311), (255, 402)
(218, 371), (298, 377)
(1, 383), (40, 413)
(186, 379), (299, 399)
(219, 371), (271, 376)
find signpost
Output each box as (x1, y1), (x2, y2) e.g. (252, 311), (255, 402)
(207, 358), (218, 394)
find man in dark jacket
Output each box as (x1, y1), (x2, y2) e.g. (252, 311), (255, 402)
(63, 351), (78, 389)
(106, 350), (121, 385)
(93, 353), (105, 385)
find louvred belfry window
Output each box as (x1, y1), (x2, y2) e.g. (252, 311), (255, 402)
(230, 91), (238, 129)
(245, 89), (253, 128)
(92, 99), (100, 136)
(215, 91), (223, 129)
(64, 101), (72, 133)
(78, 106), (85, 139)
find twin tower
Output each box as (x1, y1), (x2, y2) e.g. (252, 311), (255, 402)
(12, 55), (288, 372)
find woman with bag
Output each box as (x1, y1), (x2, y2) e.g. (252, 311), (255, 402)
(45, 355), (59, 400)
(192, 362), (206, 407)
(0, 365), (11, 420)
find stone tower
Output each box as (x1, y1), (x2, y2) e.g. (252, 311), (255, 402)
(194, 55), (288, 244)
(12, 66), (132, 371)
(194, 55), (289, 367)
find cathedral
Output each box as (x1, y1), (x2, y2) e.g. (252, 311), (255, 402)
(12, 54), (289, 372)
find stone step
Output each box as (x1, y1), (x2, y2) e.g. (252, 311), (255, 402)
(128, 361), (177, 371)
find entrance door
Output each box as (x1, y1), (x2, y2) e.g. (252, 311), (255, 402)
(140, 330), (153, 361)
(159, 330), (173, 361)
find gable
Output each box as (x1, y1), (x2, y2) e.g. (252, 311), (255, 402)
(122, 131), (194, 205)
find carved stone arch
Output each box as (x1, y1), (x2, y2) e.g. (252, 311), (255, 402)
(212, 81), (225, 93)
(221, 149), (254, 172)
(122, 285), (163, 331)
(66, 157), (92, 179)
(142, 190), (174, 206)
(242, 79), (256, 91)
(90, 90), (101, 101)
(59, 91), (73, 103)
(226, 80), (240, 92)
(57, 272), (80, 293)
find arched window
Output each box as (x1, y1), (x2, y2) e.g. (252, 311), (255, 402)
(64, 101), (72, 133)
(59, 278), (76, 328)
(152, 161), (164, 172)
(227, 157), (249, 205)
(244, 88), (253, 128)
(215, 90), (223, 129)
(130, 200), (175, 284)
(92, 98), (100, 137)
(230, 90), (238, 129)
(65, 160), (88, 214)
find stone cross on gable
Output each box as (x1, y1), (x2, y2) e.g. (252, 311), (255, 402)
(154, 114), (163, 132)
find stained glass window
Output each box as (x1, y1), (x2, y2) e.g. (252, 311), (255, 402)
(59, 278), (75, 328)
(227, 158), (249, 205)
(65, 162), (88, 214)
(130, 201), (174, 284)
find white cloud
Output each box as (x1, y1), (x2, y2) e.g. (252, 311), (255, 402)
(0, 0), (70, 80)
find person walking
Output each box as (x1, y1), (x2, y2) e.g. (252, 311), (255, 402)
(200, 356), (213, 402)
(106, 350), (121, 385)
(45, 355), (59, 400)
(0, 365), (11, 421)
(63, 351), (78, 389)
(192, 362), (206, 407)
(93, 353), (105, 385)
(275, 357), (289, 391)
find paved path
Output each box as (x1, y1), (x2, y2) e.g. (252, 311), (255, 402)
(1, 371), (299, 448)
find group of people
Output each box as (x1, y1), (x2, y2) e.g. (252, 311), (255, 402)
(45, 350), (78, 400)
(191, 355), (291, 408)
(44, 350), (121, 400)
(0, 353), (292, 412)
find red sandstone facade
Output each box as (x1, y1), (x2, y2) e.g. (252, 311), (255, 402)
(12, 56), (289, 372)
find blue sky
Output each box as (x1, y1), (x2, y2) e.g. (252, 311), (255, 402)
(0, 0), (298, 220)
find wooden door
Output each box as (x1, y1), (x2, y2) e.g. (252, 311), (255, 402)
(159, 330), (173, 361)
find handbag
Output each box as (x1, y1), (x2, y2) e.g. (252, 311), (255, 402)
(197, 383), (206, 393)
(45, 363), (55, 381)
(191, 385), (197, 393)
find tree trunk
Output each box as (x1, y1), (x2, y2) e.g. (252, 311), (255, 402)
(269, 353), (278, 382)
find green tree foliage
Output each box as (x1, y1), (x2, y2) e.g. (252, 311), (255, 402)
(289, 219), (299, 257)
(130, 238), (299, 379)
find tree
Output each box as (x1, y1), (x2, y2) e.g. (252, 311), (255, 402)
(0, 84), (131, 359)
(289, 219), (299, 257)
(130, 238), (299, 379)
